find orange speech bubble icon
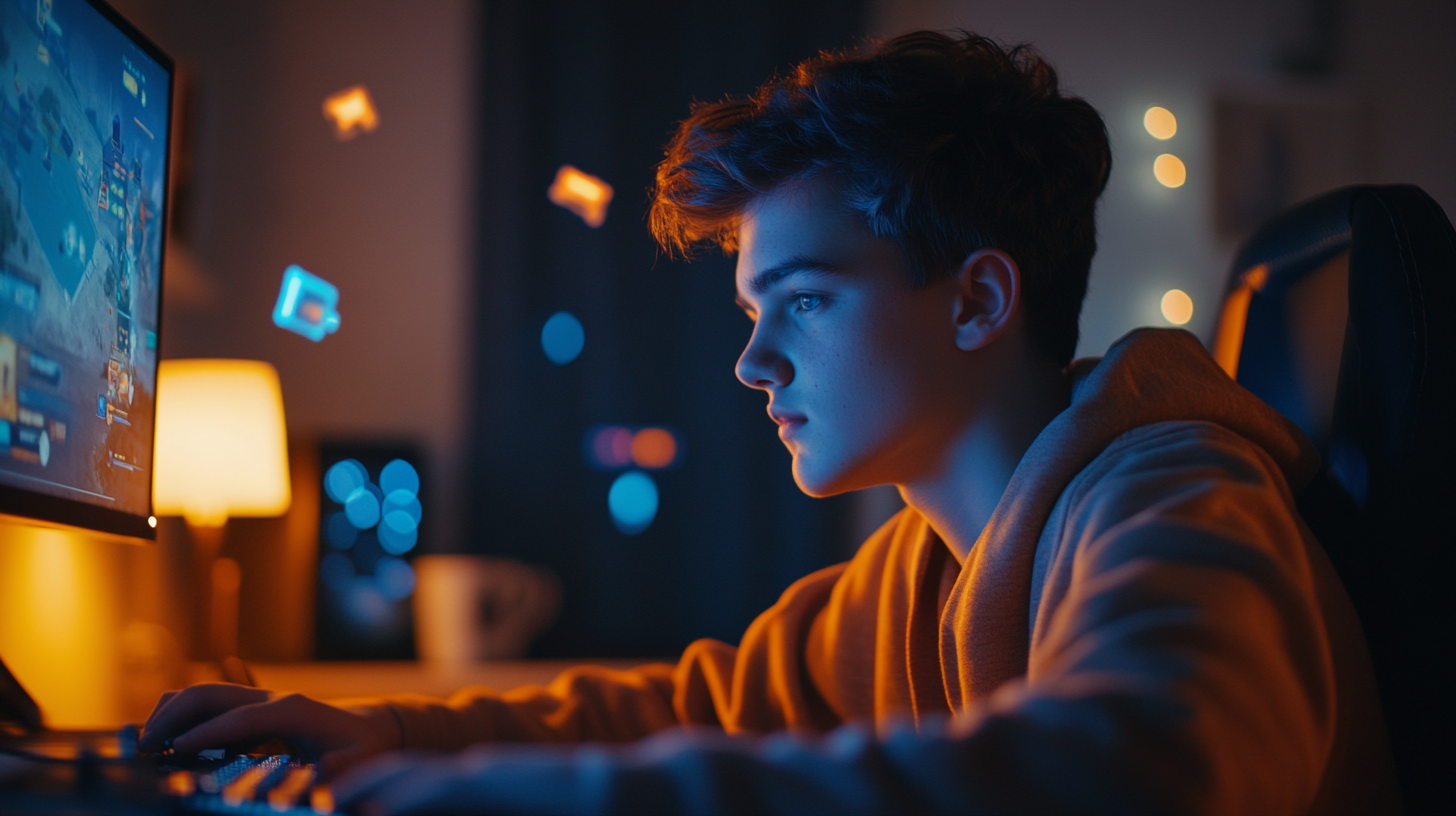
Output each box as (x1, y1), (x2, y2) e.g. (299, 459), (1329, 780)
(322, 85), (379, 141)
(548, 165), (613, 228)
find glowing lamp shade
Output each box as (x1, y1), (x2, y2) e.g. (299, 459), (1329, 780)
(152, 360), (291, 526)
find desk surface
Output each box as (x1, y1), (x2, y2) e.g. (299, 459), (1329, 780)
(191, 659), (660, 702)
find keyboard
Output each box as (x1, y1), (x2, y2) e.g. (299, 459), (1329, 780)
(158, 752), (332, 815)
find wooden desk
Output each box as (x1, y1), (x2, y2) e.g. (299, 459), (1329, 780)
(189, 659), (660, 701)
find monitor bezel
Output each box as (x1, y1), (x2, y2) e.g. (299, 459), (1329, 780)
(0, 0), (176, 542)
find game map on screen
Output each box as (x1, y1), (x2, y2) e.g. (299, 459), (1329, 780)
(0, 0), (168, 518)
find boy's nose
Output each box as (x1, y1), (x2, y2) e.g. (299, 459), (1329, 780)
(736, 327), (793, 390)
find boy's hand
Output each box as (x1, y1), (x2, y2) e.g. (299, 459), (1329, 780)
(139, 683), (403, 777)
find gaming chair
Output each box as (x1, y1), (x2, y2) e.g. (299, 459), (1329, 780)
(1212, 185), (1455, 814)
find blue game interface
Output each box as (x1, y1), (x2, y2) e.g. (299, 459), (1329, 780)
(0, 0), (167, 518)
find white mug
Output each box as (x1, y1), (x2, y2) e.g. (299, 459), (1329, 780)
(413, 556), (561, 662)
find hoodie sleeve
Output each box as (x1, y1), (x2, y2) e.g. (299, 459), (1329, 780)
(376, 561), (848, 749)
(345, 420), (1378, 815)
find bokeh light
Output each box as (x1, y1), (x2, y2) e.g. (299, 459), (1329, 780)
(541, 311), (585, 365)
(588, 426), (635, 469)
(631, 428), (677, 469)
(322, 85), (379, 141)
(374, 557), (415, 601)
(1161, 289), (1194, 325)
(1143, 106), (1177, 139)
(382, 490), (422, 530)
(343, 581), (391, 627)
(377, 522), (417, 555)
(379, 459), (419, 497)
(325, 511), (358, 550)
(1154, 154), (1187, 188)
(324, 459), (368, 503)
(547, 165), (613, 227)
(608, 470), (658, 535)
(344, 487), (380, 529)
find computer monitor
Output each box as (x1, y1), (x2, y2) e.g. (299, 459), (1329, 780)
(0, 0), (172, 540)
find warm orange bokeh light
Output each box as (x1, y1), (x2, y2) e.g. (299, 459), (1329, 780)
(548, 165), (613, 228)
(1160, 289), (1194, 325)
(1143, 106), (1177, 139)
(322, 85), (379, 141)
(1153, 153), (1187, 188)
(631, 428), (677, 469)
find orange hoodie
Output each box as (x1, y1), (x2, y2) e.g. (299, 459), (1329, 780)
(375, 329), (1400, 815)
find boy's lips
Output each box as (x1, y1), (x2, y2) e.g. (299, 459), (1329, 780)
(769, 409), (807, 440)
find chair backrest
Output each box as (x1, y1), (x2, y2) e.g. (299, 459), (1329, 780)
(1212, 185), (1455, 814)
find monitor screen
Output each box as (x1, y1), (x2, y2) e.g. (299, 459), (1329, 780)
(0, 0), (171, 538)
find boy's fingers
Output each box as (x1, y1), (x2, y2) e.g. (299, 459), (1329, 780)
(171, 693), (341, 755)
(139, 684), (268, 751)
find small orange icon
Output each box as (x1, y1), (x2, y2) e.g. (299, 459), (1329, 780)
(322, 85), (379, 141)
(548, 165), (613, 228)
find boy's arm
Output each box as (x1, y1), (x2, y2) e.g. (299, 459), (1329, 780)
(379, 560), (849, 748)
(335, 424), (1368, 815)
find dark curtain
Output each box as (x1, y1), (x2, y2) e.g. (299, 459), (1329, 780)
(464, 1), (868, 658)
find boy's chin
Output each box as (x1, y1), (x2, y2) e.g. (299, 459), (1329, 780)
(790, 455), (869, 498)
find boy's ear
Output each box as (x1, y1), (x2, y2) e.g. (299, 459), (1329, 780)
(951, 248), (1020, 352)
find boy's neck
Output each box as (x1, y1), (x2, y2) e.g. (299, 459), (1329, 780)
(899, 352), (1071, 564)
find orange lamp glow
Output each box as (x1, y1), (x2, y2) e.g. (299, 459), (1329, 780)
(548, 165), (614, 228)
(322, 85), (379, 141)
(152, 360), (291, 527)
(631, 428), (677, 469)
(1153, 154), (1187, 188)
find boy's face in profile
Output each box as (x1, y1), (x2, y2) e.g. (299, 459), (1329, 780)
(734, 179), (977, 496)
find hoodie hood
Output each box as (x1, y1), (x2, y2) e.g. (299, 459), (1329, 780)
(944, 327), (1321, 706)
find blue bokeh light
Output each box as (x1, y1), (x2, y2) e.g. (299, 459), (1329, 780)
(272, 265), (341, 342)
(608, 470), (658, 535)
(383, 490), (422, 525)
(325, 459), (368, 503)
(380, 459), (420, 497)
(541, 311), (585, 365)
(343, 580), (391, 627)
(325, 511), (359, 550)
(375, 556), (416, 601)
(344, 486), (381, 529)
(377, 521), (418, 555)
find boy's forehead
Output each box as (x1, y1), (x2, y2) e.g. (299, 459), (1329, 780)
(735, 180), (869, 290)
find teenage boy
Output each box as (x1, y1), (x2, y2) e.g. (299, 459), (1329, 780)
(141, 32), (1399, 814)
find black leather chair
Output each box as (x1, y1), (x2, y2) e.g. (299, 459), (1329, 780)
(1212, 185), (1455, 814)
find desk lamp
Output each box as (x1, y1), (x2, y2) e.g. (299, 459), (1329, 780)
(152, 360), (291, 674)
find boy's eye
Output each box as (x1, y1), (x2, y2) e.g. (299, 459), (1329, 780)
(793, 294), (825, 312)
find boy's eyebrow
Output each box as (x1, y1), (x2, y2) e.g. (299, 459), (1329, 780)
(743, 255), (841, 295)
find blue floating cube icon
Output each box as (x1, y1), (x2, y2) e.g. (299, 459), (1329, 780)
(272, 265), (341, 342)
